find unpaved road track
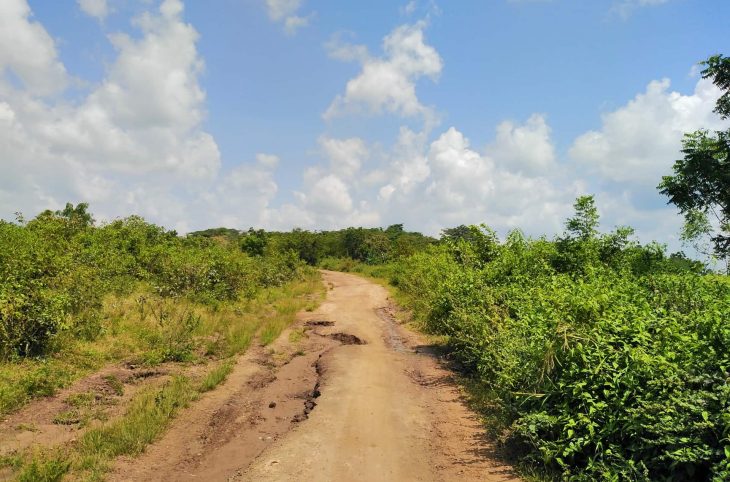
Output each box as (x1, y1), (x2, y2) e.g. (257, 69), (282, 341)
(112, 271), (519, 481)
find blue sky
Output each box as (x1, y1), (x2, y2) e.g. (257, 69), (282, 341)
(1, 0), (728, 251)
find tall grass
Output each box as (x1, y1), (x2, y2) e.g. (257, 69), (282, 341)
(199, 360), (234, 392)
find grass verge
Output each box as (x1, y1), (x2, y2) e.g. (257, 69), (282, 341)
(1, 270), (326, 480)
(0, 270), (324, 417)
(14, 375), (195, 481)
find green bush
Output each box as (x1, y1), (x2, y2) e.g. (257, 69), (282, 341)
(393, 200), (729, 481)
(0, 206), (305, 360)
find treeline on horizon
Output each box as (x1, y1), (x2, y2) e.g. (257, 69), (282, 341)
(189, 223), (436, 266)
(188, 216), (705, 274)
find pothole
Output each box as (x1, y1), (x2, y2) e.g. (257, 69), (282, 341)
(327, 333), (366, 345)
(305, 320), (335, 327)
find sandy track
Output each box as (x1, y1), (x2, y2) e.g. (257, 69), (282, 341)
(112, 270), (519, 481)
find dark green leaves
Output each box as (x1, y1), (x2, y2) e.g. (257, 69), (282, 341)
(393, 212), (728, 480)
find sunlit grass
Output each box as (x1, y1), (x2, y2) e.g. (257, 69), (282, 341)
(0, 270), (324, 417)
(199, 360), (234, 392)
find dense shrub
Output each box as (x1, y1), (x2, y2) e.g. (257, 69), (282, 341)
(0, 206), (304, 359)
(393, 203), (729, 480)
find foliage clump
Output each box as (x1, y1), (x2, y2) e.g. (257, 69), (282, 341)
(393, 196), (727, 481)
(0, 205), (304, 360)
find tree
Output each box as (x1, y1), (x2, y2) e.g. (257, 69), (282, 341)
(240, 228), (268, 256)
(385, 224), (404, 240)
(280, 228), (321, 265)
(658, 54), (730, 265)
(441, 225), (476, 243)
(57, 202), (94, 228)
(565, 195), (599, 241)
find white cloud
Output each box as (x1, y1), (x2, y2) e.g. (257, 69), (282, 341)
(284, 15), (311, 35)
(77, 0), (110, 20)
(0, 0), (278, 232)
(378, 126), (430, 199)
(418, 127), (572, 233)
(33, 0), (219, 180)
(201, 157), (279, 229)
(0, 0), (68, 96)
(264, 0), (312, 34)
(487, 114), (556, 175)
(256, 152), (280, 168)
(265, 0), (300, 20)
(569, 77), (725, 186)
(324, 21), (442, 121)
(271, 167), (380, 230)
(325, 33), (369, 63)
(304, 173), (353, 215)
(268, 137), (379, 229)
(318, 136), (369, 179)
(425, 128), (494, 209)
(401, 1), (417, 15)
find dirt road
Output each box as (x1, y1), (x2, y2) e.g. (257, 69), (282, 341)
(112, 270), (519, 481)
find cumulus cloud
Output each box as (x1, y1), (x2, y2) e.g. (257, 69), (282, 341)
(569, 77), (725, 186)
(0, 0), (277, 232)
(268, 137), (379, 229)
(304, 173), (354, 215)
(487, 114), (556, 175)
(413, 127), (573, 233)
(34, 0), (219, 180)
(300, 120), (573, 237)
(0, 0), (68, 96)
(77, 0), (110, 20)
(199, 154), (279, 229)
(264, 0), (312, 34)
(378, 127), (430, 201)
(324, 21), (442, 122)
(318, 136), (369, 179)
(271, 168), (380, 230)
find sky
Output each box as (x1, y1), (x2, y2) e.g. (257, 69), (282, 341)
(1, 0), (729, 250)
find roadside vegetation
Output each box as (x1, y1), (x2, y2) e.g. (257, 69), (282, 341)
(0, 204), (323, 480)
(386, 197), (729, 481)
